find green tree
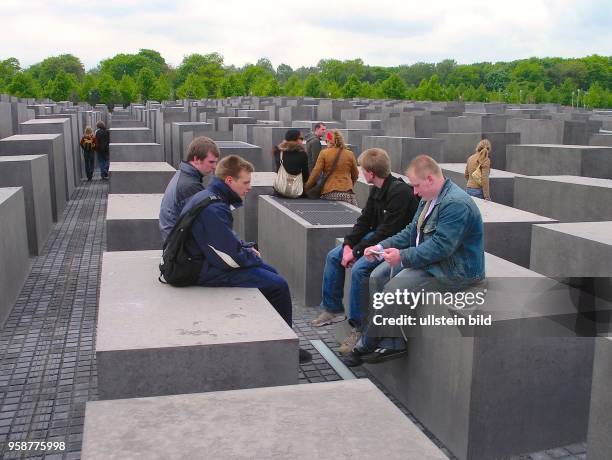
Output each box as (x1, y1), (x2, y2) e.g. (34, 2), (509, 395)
(219, 74), (245, 97)
(7, 72), (41, 98)
(45, 69), (78, 101)
(342, 75), (361, 98)
(29, 54), (84, 86)
(118, 75), (137, 105)
(97, 73), (119, 104)
(585, 82), (606, 108)
(380, 74), (407, 99)
(0, 57), (20, 90)
(510, 59), (546, 89)
(175, 53), (224, 87)
(151, 74), (173, 101)
(283, 75), (303, 96)
(137, 67), (156, 101)
(435, 59), (457, 85)
(256, 58), (275, 75)
(303, 74), (323, 97)
(177, 74), (206, 99)
(276, 63), (293, 83)
(532, 82), (548, 103)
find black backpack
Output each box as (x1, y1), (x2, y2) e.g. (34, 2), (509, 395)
(159, 195), (220, 286)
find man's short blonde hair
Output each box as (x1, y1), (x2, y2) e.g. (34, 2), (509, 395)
(358, 148), (391, 178)
(215, 155), (254, 180)
(406, 155), (442, 179)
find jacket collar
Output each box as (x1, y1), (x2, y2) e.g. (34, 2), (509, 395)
(207, 177), (243, 208)
(179, 161), (203, 180)
(371, 174), (396, 200)
(279, 140), (306, 152)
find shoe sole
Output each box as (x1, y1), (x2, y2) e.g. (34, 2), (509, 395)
(361, 350), (407, 364)
(311, 315), (346, 327)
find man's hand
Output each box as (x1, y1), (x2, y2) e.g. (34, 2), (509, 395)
(363, 245), (381, 262)
(341, 245), (355, 268)
(250, 248), (261, 258)
(383, 248), (402, 267)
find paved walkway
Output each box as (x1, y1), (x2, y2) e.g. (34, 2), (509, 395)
(0, 178), (587, 459)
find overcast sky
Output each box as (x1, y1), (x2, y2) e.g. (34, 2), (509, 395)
(0, 0), (609, 70)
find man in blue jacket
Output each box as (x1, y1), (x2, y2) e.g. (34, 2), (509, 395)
(343, 155), (485, 366)
(181, 155), (311, 363)
(159, 137), (219, 243)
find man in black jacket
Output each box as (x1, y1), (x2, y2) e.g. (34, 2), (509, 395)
(304, 122), (326, 172)
(311, 148), (419, 353)
(159, 136), (219, 243)
(94, 121), (110, 179)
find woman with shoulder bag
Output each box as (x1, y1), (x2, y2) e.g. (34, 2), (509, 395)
(272, 129), (310, 198)
(305, 130), (359, 205)
(465, 138), (491, 200)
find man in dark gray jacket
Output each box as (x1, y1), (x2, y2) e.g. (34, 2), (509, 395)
(304, 122), (326, 171)
(159, 136), (219, 243)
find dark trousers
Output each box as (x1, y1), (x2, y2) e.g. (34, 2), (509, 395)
(199, 263), (292, 326)
(83, 151), (95, 180)
(98, 153), (109, 178)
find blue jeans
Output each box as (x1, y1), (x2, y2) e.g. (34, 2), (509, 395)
(98, 154), (109, 178)
(83, 151), (95, 180)
(466, 187), (484, 199)
(198, 263), (292, 327)
(357, 263), (435, 352)
(321, 234), (382, 330)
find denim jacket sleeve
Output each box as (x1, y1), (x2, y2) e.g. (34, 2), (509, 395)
(378, 214), (418, 250)
(399, 199), (470, 269)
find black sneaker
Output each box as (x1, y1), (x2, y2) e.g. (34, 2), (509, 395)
(361, 348), (407, 364)
(341, 351), (363, 367)
(299, 348), (312, 364)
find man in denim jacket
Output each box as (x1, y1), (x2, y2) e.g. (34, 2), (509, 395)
(343, 155), (485, 366)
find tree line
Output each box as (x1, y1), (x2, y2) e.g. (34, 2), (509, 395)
(0, 50), (610, 108)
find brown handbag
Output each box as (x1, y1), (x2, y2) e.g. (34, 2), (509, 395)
(305, 148), (343, 199)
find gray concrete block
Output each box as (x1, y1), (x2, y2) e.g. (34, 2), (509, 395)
(83, 379), (445, 460)
(36, 113), (82, 180)
(109, 143), (163, 162)
(587, 336), (612, 460)
(317, 100), (354, 121)
(95, 250), (298, 400)
(215, 141), (270, 171)
(513, 175), (612, 222)
(279, 105), (318, 123)
(0, 133), (67, 220)
(440, 163), (523, 207)
(0, 187), (30, 325)
(362, 136), (444, 174)
(108, 127), (153, 143)
(258, 196), (361, 306)
(589, 133), (612, 147)
(0, 155), (53, 255)
(109, 162), (176, 194)
(506, 118), (589, 145)
(106, 194), (163, 251)
(346, 119), (382, 130)
(233, 172), (276, 243)
(232, 121), (283, 144)
(338, 129), (384, 156)
(216, 117), (257, 132)
(237, 109), (269, 120)
(364, 252), (595, 460)
(291, 120), (344, 131)
(434, 132), (520, 170)
(170, 122), (213, 168)
(506, 144), (612, 178)
(474, 196), (556, 268)
(0, 101), (13, 138)
(19, 118), (75, 199)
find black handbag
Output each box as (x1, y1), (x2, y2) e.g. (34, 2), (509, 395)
(305, 148), (343, 199)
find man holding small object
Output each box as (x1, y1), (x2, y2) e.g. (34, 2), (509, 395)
(342, 155), (485, 366)
(310, 148), (418, 354)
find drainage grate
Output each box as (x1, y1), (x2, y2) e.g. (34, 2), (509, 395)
(273, 197), (361, 225)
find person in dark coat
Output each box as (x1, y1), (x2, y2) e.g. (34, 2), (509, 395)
(79, 126), (96, 181)
(272, 129), (309, 196)
(94, 121), (110, 179)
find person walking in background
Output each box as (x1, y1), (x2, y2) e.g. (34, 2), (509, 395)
(94, 121), (111, 180)
(305, 130), (359, 205)
(304, 122), (326, 172)
(272, 129), (310, 197)
(79, 127), (96, 182)
(464, 139), (491, 200)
